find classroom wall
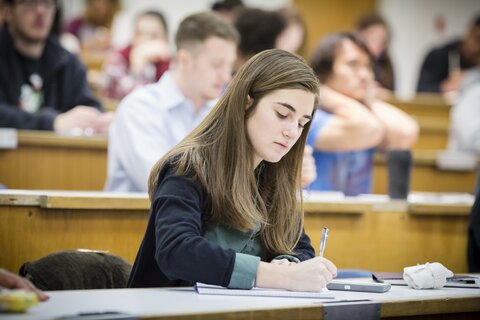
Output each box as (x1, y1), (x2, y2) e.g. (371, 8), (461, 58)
(379, 0), (480, 99)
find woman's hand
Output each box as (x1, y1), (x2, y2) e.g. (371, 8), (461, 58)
(257, 256), (337, 292)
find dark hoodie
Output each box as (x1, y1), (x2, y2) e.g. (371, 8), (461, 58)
(0, 25), (102, 130)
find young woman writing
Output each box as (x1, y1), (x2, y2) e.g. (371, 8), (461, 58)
(128, 49), (337, 291)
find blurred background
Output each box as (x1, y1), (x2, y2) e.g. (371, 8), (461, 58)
(60, 0), (480, 100)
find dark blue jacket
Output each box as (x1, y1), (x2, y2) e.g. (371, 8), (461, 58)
(0, 25), (101, 130)
(128, 162), (315, 288)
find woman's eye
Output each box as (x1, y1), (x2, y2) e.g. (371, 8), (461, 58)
(276, 112), (287, 119)
(298, 123), (305, 129)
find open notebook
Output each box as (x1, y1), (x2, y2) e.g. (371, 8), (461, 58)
(372, 272), (480, 288)
(195, 283), (335, 299)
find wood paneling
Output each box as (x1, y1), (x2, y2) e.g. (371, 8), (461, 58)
(294, 0), (376, 58)
(373, 149), (477, 194)
(0, 191), (472, 274)
(0, 131), (107, 190)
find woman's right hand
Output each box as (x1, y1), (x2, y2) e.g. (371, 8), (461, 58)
(256, 256), (337, 292)
(285, 257), (337, 292)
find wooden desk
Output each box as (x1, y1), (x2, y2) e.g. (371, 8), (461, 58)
(1, 131), (475, 193)
(0, 190), (473, 275)
(386, 93), (451, 119)
(414, 116), (449, 150)
(0, 190), (149, 273)
(0, 130), (107, 190)
(373, 149), (477, 194)
(2, 285), (479, 320)
(304, 194), (472, 273)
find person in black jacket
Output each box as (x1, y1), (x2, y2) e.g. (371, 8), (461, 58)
(0, 0), (112, 133)
(468, 189), (480, 272)
(128, 49), (337, 291)
(417, 14), (480, 94)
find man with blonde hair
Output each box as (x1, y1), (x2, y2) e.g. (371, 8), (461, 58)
(106, 12), (239, 192)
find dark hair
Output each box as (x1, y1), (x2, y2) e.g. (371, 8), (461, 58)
(234, 8), (286, 59)
(310, 32), (373, 83)
(473, 14), (480, 27)
(175, 11), (239, 51)
(356, 12), (395, 90)
(136, 10), (168, 35)
(211, 0), (243, 11)
(356, 12), (388, 32)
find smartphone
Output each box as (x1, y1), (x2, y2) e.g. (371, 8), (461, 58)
(327, 280), (391, 293)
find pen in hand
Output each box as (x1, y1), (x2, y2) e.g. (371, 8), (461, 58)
(319, 227), (329, 257)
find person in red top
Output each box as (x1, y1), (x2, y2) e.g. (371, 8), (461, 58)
(102, 10), (170, 100)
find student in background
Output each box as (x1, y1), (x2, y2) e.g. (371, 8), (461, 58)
(128, 49), (337, 290)
(447, 66), (480, 191)
(276, 6), (306, 55)
(0, 0), (112, 133)
(356, 12), (395, 99)
(308, 32), (418, 196)
(64, 0), (120, 52)
(0, 268), (48, 301)
(211, 0), (244, 22)
(105, 12), (239, 192)
(417, 15), (480, 95)
(233, 7), (286, 70)
(468, 188), (480, 272)
(102, 10), (170, 100)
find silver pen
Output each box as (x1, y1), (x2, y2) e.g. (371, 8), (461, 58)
(319, 227), (329, 257)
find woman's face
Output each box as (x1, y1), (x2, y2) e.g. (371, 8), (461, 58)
(359, 24), (389, 59)
(326, 39), (374, 102)
(133, 15), (167, 46)
(246, 88), (315, 168)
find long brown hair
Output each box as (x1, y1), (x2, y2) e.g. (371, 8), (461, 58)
(149, 49), (319, 256)
(356, 13), (395, 90)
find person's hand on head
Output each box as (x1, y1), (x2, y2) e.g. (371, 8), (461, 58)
(372, 81), (393, 100)
(53, 105), (102, 134)
(440, 69), (464, 94)
(0, 268), (49, 301)
(301, 145), (316, 187)
(130, 40), (171, 73)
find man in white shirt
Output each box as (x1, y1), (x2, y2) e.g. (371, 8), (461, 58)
(106, 12), (239, 192)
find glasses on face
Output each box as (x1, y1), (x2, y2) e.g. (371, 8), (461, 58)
(15, 0), (56, 9)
